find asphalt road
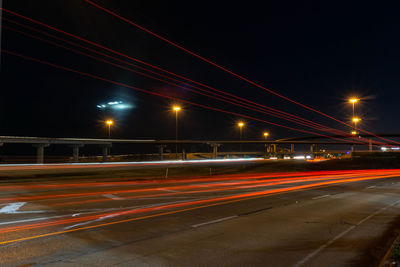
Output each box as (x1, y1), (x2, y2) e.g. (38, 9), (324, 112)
(0, 168), (399, 266)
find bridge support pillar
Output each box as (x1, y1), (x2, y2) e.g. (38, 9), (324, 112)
(71, 144), (84, 163)
(369, 139), (372, 152)
(101, 144), (112, 162)
(182, 149), (186, 160)
(272, 144), (277, 153)
(210, 143), (221, 159)
(290, 144), (294, 153)
(310, 144), (314, 153)
(33, 144), (50, 164)
(158, 145), (166, 160)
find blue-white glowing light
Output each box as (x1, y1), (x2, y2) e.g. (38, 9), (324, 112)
(97, 101), (133, 110)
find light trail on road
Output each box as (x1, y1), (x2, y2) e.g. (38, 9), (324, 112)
(0, 172), (362, 202)
(1, 169), (398, 203)
(0, 169), (399, 246)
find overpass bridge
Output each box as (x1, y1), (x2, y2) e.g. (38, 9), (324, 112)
(0, 136), (396, 164)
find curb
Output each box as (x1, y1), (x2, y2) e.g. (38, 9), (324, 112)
(379, 234), (400, 267)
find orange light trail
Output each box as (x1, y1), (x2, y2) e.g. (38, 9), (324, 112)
(2, 169), (397, 191)
(1, 170), (394, 203)
(0, 172), (398, 237)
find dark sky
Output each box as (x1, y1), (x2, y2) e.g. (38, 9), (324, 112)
(1, 0), (400, 142)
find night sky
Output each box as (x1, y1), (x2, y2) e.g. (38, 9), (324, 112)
(2, 0), (400, 144)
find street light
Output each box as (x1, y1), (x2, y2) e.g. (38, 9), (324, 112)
(173, 105), (181, 157)
(352, 117), (361, 127)
(238, 122), (244, 152)
(349, 98), (359, 118)
(263, 131), (270, 151)
(237, 122), (245, 139)
(351, 117), (361, 152)
(105, 120), (113, 139)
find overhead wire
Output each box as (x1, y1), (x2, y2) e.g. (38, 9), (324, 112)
(1, 20), (377, 144)
(0, 12), (380, 145)
(82, 1), (400, 145)
(1, 48), (372, 144)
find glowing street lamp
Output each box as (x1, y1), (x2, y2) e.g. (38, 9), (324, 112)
(349, 98), (359, 117)
(263, 132), (269, 139)
(105, 120), (113, 139)
(352, 117), (361, 123)
(352, 117), (361, 131)
(172, 105), (181, 156)
(237, 122), (245, 152)
(237, 122), (245, 139)
(351, 117), (360, 152)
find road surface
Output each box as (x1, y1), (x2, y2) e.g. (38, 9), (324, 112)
(0, 168), (399, 266)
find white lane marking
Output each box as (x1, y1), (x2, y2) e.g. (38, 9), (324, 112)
(293, 199), (400, 267)
(0, 202), (26, 214)
(0, 216), (59, 226)
(8, 210), (47, 214)
(63, 214), (117, 230)
(312, 195), (330, 200)
(0, 199), (198, 227)
(192, 215), (238, 228)
(367, 186), (376, 189)
(103, 194), (124, 200)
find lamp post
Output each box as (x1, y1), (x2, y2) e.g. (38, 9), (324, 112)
(352, 117), (361, 152)
(238, 122), (244, 152)
(173, 106), (181, 158)
(352, 117), (361, 129)
(263, 131), (269, 153)
(106, 120), (113, 139)
(349, 98), (359, 118)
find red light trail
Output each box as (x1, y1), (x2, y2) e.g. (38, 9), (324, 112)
(2, 169), (385, 191)
(0, 171), (374, 203)
(44, 171), (400, 207)
(0, 170), (398, 241)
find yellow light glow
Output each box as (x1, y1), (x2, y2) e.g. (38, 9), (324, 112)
(263, 132), (269, 137)
(238, 122), (244, 127)
(349, 98), (359, 103)
(106, 120), (113, 125)
(173, 106), (181, 112)
(352, 117), (361, 123)
(351, 131), (357, 135)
